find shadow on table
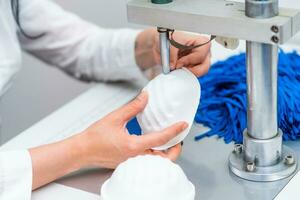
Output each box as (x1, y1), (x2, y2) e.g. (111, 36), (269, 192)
(56, 168), (113, 195)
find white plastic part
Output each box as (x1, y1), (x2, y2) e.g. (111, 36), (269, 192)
(136, 68), (200, 150)
(215, 36), (240, 50)
(100, 155), (195, 200)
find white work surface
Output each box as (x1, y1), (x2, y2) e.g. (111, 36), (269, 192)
(2, 41), (300, 200)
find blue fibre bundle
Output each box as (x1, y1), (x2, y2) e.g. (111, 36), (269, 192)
(126, 117), (141, 136)
(195, 50), (300, 144)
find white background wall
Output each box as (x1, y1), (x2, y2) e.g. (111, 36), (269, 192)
(0, 0), (143, 143)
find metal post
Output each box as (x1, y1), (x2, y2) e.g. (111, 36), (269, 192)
(158, 28), (171, 74)
(228, 0), (297, 181)
(246, 42), (278, 140)
(245, 0), (280, 168)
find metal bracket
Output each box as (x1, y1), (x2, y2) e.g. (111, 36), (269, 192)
(127, 0), (300, 44)
(229, 145), (297, 182)
(127, 0), (300, 183)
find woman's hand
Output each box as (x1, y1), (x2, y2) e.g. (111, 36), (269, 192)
(135, 28), (211, 77)
(29, 92), (187, 190)
(75, 91), (187, 169)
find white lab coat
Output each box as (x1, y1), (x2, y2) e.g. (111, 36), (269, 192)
(0, 0), (143, 199)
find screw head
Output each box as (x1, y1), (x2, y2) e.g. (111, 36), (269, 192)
(234, 144), (243, 154)
(285, 155), (295, 165)
(271, 25), (279, 33)
(271, 36), (279, 43)
(246, 162), (255, 172)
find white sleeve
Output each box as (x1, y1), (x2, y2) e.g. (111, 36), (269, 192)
(18, 0), (144, 82)
(0, 150), (32, 200)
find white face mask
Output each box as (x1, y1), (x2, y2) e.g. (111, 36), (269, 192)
(101, 155), (195, 200)
(137, 68), (201, 150)
(0, 0), (22, 95)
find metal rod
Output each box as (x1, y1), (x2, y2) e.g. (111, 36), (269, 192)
(246, 41), (278, 140)
(229, 0), (296, 182)
(246, 0), (278, 18)
(159, 30), (171, 74)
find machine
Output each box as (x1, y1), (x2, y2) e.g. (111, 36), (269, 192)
(127, 0), (300, 182)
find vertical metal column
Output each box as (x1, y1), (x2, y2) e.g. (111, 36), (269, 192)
(246, 42), (278, 140)
(228, 0), (297, 181)
(245, 0), (279, 167)
(158, 28), (171, 74)
(245, 42), (279, 166)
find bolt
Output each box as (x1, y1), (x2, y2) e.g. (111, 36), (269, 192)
(246, 162), (255, 172)
(271, 25), (279, 33)
(285, 155), (295, 165)
(234, 144), (243, 154)
(271, 36), (279, 43)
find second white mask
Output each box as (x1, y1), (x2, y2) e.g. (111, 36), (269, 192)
(137, 68), (201, 150)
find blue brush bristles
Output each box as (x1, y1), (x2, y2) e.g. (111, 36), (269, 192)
(126, 50), (300, 144)
(195, 50), (300, 144)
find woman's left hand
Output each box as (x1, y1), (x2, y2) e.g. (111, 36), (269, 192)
(135, 28), (211, 77)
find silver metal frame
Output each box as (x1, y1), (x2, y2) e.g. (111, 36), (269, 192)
(229, 130), (298, 182)
(127, 0), (300, 183)
(127, 0), (300, 45)
(227, 0), (298, 182)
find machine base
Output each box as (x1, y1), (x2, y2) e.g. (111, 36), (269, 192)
(229, 146), (298, 182)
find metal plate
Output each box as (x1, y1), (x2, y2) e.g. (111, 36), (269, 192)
(229, 146), (298, 182)
(127, 0), (300, 44)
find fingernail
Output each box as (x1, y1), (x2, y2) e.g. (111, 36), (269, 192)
(170, 65), (175, 70)
(137, 91), (147, 101)
(182, 122), (189, 130)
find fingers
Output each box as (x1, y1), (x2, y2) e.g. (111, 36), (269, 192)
(175, 45), (211, 68)
(169, 47), (179, 70)
(162, 143), (183, 161)
(187, 55), (211, 77)
(147, 143), (182, 161)
(135, 122), (188, 150)
(110, 91), (148, 123)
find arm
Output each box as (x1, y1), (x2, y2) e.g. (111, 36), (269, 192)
(29, 92), (187, 190)
(18, 0), (144, 82)
(18, 0), (212, 83)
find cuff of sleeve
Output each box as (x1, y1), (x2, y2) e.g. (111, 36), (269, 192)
(116, 29), (141, 71)
(0, 150), (32, 200)
(106, 28), (146, 81)
(91, 28), (146, 82)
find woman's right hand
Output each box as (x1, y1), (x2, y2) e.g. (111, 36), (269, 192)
(73, 91), (188, 169)
(30, 91), (187, 190)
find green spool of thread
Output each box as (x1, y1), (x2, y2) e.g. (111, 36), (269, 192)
(151, 0), (172, 4)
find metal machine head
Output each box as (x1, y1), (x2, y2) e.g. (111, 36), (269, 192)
(127, 0), (300, 182)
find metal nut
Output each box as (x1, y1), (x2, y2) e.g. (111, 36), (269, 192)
(271, 25), (279, 33)
(234, 144), (243, 154)
(246, 162), (255, 172)
(285, 155), (295, 165)
(271, 36), (279, 43)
